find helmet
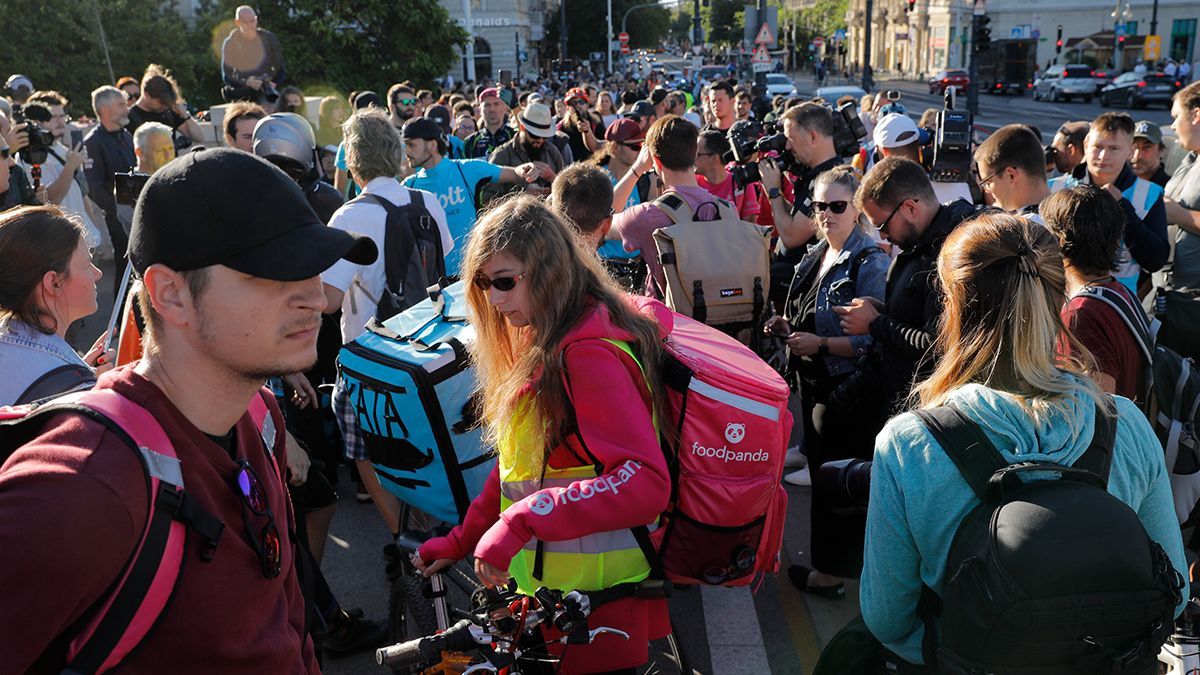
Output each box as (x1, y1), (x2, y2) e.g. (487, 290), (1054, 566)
(727, 119), (764, 163)
(252, 112), (317, 175)
(876, 101), (906, 117)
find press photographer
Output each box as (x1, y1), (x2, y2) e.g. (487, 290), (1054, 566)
(16, 93), (101, 248)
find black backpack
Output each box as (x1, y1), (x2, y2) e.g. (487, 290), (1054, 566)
(353, 191), (445, 322)
(15, 363), (95, 405)
(914, 403), (1183, 674)
(1075, 283), (1200, 528)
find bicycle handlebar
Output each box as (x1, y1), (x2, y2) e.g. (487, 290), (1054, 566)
(376, 619), (478, 668)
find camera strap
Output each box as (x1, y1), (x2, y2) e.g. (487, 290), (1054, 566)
(45, 146), (90, 197)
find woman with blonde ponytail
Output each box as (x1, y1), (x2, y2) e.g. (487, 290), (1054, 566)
(411, 195), (673, 673)
(859, 212), (1187, 667)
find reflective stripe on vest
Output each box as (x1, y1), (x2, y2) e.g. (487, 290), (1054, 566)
(497, 347), (656, 594)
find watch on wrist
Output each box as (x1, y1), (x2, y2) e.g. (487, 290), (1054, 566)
(768, 186), (781, 200)
(818, 337), (829, 356)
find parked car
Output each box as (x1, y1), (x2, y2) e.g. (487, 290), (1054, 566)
(928, 69), (970, 95)
(814, 85), (867, 103)
(1033, 64), (1096, 103)
(1100, 72), (1181, 109)
(764, 73), (799, 97)
(1092, 68), (1118, 94)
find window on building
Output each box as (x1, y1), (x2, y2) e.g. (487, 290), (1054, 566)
(1172, 19), (1196, 63)
(474, 37), (493, 82)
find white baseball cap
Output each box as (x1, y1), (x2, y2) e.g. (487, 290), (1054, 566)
(873, 112), (921, 149)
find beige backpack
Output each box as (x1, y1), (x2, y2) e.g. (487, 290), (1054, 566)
(651, 193), (772, 342)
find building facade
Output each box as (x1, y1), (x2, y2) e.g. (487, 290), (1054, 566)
(438, 0), (556, 84)
(843, 0), (1198, 78)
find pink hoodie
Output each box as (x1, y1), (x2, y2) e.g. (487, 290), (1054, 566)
(419, 296), (672, 673)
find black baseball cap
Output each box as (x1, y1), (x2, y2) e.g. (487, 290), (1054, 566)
(130, 148), (376, 281)
(402, 117), (445, 142)
(425, 104), (453, 135)
(622, 100), (655, 121)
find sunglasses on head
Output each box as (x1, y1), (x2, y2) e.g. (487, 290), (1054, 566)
(812, 200), (849, 214)
(472, 271), (526, 292)
(232, 459), (282, 579)
(395, 97), (417, 106)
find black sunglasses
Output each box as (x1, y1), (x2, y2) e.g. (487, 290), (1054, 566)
(232, 459), (282, 579)
(812, 200), (849, 214)
(877, 199), (913, 232)
(472, 271), (526, 292)
(621, 141), (643, 151)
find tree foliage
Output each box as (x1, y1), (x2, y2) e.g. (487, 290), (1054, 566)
(669, 11), (694, 45)
(0, 0), (467, 116)
(547, 0), (671, 57)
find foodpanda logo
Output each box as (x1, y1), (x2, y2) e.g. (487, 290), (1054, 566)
(691, 441), (769, 463)
(529, 493), (555, 516)
(725, 423), (746, 444)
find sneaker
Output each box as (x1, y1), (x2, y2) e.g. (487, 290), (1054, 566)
(321, 608), (389, 659)
(783, 467), (811, 487)
(784, 444), (807, 469)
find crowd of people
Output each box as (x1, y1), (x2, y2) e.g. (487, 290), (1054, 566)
(3, 3), (1200, 673)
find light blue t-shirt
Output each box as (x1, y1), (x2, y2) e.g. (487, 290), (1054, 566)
(448, 135), (466, 160)
(403, 158), (501, 275)
(334, 142), (360, 199)
(599, 165), (641, 261)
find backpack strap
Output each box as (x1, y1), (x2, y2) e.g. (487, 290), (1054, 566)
(11, 389), (224, 675)
(1071, 402), (1117, 484)
(451, 160), (479, 212)
(1073, 284), (1154, 364)
(650, 193), (690, 224)
(913, 404), (1009, 502)
(15, 363), (96, 405)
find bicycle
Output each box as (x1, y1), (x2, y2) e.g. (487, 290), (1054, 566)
(1158, 599), (1200, 675)
(377, 582), (637, 674)
(383, 516), (693, 675)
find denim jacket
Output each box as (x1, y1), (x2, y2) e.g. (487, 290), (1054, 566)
(784, 227), (889, 378)
(0, 319), (93, 406)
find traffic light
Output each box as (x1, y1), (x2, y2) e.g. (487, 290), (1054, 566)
(1056, 25), (1063, 54)
(1118, 34), (1126, 46)
(973, 15), (992, 53)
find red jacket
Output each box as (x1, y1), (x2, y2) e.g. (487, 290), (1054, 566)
(420, 297), (672, 673)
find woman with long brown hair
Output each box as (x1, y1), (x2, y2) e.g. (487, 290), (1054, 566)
(859, 213), (1186, 668)
(0, 205), (112, 404)
(412, 195), (673, 673)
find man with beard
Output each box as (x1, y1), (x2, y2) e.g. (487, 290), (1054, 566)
(464, 87), (516, 159)
(83, 85), (135, 282)
(484, 101), (564, 201)
(400, 117), (537, 276)
(386, 83), (418, 130)
(834, 157), (976, 412)
(0, 149), (377, 673)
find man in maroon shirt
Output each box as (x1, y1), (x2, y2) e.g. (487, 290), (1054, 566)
(1044, 183), (1149, 402)
(0, 148), (376, 673)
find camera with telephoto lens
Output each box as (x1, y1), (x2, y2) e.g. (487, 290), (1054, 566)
(816, 458), (873, 516)
(928, 87), (973, 183)
(830, 101), (868, 158)
(727, 120), (765, 190)
(12, 103), (56, 166)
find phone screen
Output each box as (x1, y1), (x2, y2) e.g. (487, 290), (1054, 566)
(70, 129), (84, 148)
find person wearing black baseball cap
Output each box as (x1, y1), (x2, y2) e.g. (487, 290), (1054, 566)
(0, 147), (375, 673)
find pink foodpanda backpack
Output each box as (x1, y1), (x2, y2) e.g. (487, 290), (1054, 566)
(0, 387), (276, 674)
(567, 298), (792, 588)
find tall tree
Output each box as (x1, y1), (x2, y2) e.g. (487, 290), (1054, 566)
(669, 11), (694, 45)
(547, 0), (671, 57)
(703, 0), (745, 46)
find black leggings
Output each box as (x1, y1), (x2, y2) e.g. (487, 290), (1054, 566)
(800, 371), (887, 577)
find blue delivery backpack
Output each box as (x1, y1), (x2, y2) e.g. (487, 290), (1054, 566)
(336, 282), (493, 523)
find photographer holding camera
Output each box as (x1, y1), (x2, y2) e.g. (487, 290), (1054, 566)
(759, 103), (846, 250)
(220, 5), (286, 105)
(17, 94), (101, 248)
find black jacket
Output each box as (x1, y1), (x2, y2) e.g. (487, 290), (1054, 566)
(82, 124), (136, 237)
(869, 199), (976, 410)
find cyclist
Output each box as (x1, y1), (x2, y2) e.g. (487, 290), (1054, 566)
(413, 195), (673, 674)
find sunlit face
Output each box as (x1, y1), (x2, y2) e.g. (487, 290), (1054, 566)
(1172, 99), (1200, 153)
(236, 8), (258, 38)
(478, 251), (532, 328)
(139, 133), (176, 173)
(1051, 132), (1081, 173)
(53, 236), (102, 328)
(190, 265), (325, 379)
(812, 182), (859, 245)
(482, 96), (508, 127)
(976, 160), (1016, 209)
(782, 118), (813, 166)
(1085, 129), (1132, 182)
(454, 114), (477, 140)
(403, 138), (438, 167)
(736, 97), (751, 119)
(229, 117), (257, 152)
(45, 104), (68, 140)
(709, 89), (733, 120)
(1131, 138), (1164, 178)
(863, 197), (920, 249)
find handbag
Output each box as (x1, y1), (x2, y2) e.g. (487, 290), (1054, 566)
(814, 614), (937, 675)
